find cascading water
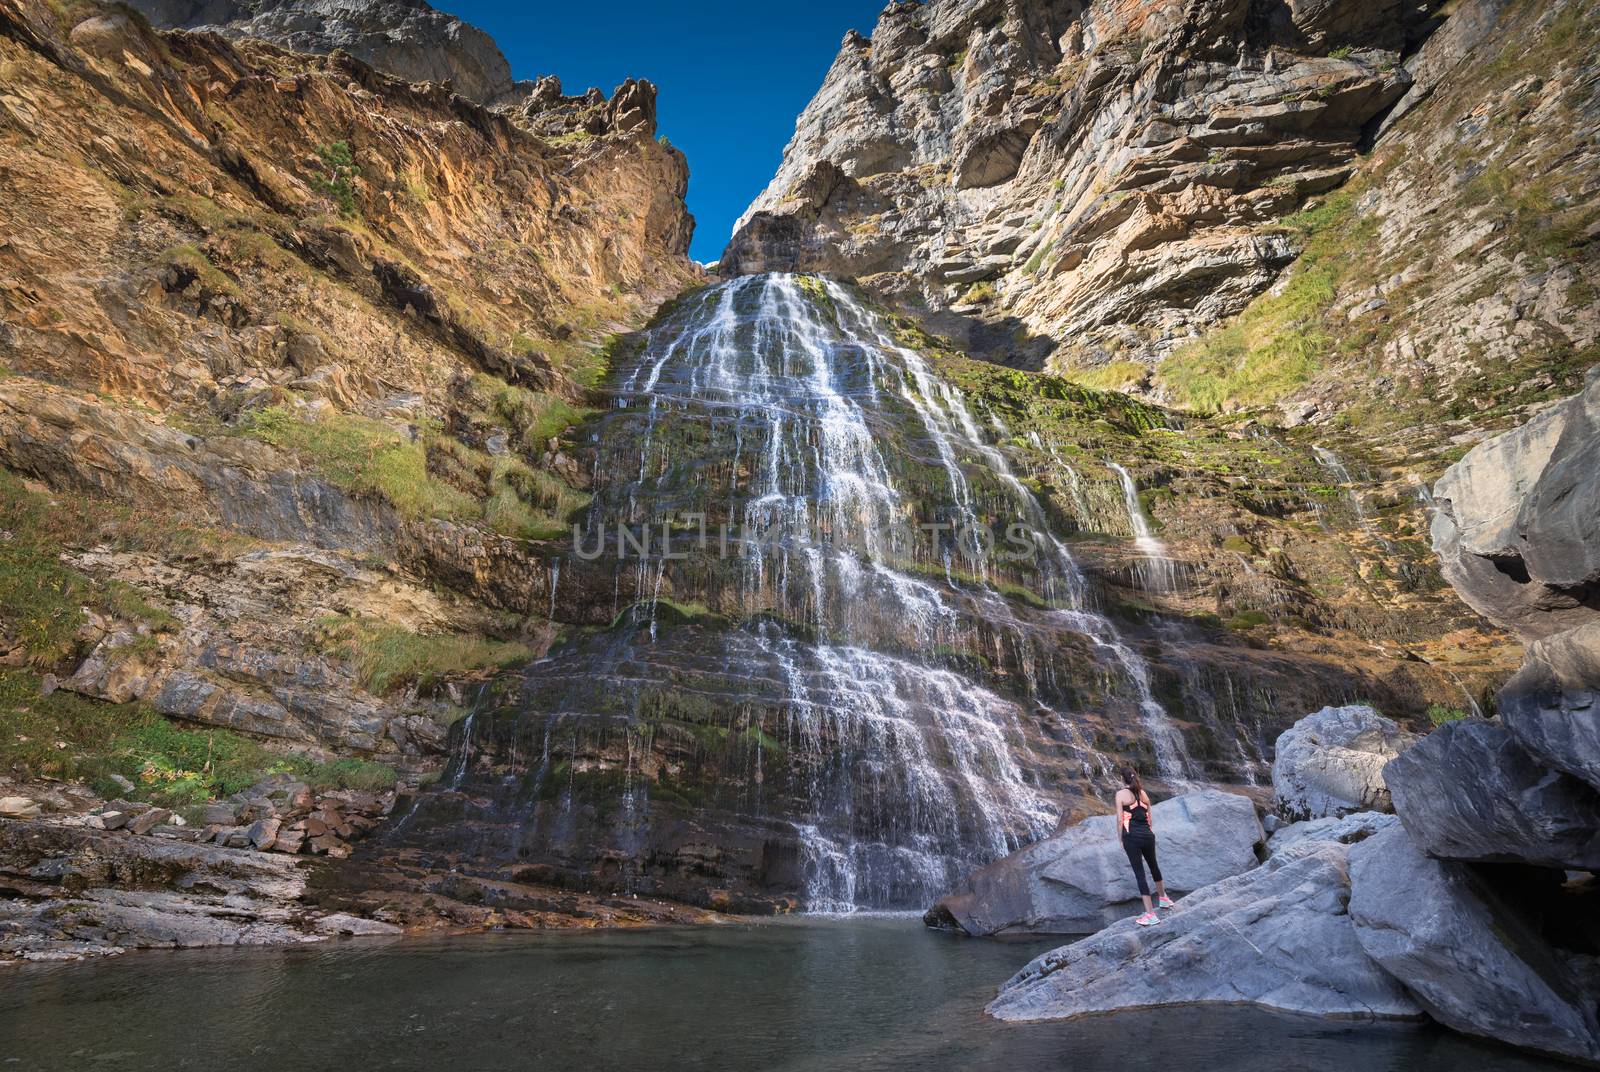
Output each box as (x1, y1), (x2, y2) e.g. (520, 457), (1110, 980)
(1107, 461), (1180, 594)
(396, 274), (1199, 911)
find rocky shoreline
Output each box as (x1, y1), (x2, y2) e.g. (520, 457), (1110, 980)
(0, 773), (721, 964)
(967, 375), (1600, 1065)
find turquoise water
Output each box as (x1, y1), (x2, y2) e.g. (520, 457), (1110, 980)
(0, 917), (1563, 1071)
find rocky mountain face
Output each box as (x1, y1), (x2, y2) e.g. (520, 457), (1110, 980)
(725, 0), (1599, 445)
(0, 0), (1587, 958)
(126, 0), (526, 105)
(0, 0), (697, 777)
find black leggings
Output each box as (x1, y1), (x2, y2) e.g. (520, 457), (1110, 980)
(1122, 827), (1162, 896)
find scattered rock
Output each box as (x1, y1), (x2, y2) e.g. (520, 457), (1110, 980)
(988, 838), (1420, 1023)
(1348, 824), (1600, 1063)
(0, 797), (41, 818)
(245, 817), (281, 851)
(1271, 705), (1419, 820)
(927, 790), (1263, 936)
(125, 807), (173, 836)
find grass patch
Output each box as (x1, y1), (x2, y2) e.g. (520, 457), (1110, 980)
(160, 243), (240, 296)
(0, 668), (396, 804)
(240, 407), (478, 521)
(1063, 360), (1147, 392)
(315, 615), (534, 695)
(1158, 189), (1372, 412)
(311, 141), (359, 216)
(465, 374), (595, 448)
(0, 471), (187, 666)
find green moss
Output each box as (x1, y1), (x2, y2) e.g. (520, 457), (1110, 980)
(315, 614), (533, 695)
(239, 406), (478, 521)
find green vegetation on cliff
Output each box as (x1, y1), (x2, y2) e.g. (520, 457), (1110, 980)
(314, 614), (534, 695)
(0, 668), (395, 806)
(1158, 190), (1369, 413)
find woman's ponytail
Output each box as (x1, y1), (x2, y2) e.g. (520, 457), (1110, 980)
(1121, 766), (1146, 803)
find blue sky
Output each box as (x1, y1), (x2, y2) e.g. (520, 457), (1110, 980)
(445, 2), (883, 263)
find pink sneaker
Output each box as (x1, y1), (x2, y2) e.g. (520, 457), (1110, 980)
(1157, 896), (1175, 910)
(1136, 911), (1160, 926)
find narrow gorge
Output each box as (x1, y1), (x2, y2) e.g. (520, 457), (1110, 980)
(0, 0), (1596, 1068)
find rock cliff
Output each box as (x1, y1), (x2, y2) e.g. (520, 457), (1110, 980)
(0, 0), (697, 778)
(725, 0), (1598, 445)
(127, 0), (525, 105)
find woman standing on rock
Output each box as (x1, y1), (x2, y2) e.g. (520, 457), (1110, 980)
(1117, 766), (1173, 926)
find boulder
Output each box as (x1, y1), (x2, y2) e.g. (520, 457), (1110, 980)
(987, 838), (1421, 1023)
(0, 797), (41, 818)
(1429, 370), (1600, 643)
(1348, 824), (1600, 1063)
(1271, 705), (1419, 821)
(1385, 719), (1600, 871)
(1499, 620), (1600, 792)
(245, 818), (281, 852)
(126, 807), (172, 836)
(1266, 810), (1401, 857)
(201, 801), (242, 826)
(927, 790), (1263, 936)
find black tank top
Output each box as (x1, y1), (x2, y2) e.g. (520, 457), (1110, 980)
(1123, 795), (1151, 831)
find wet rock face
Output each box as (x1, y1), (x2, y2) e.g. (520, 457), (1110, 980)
(1348, 823), (1600, 1064)
(1384, 718), (1600, 871)
(723, 0), (1415, 360)
(987, 836), (1421, 1023)
(926, 790), (1264, 937)
(1271, 704), (1419, 821)
(128, 0), (520, 104)
(1430, 370), (1600, 643)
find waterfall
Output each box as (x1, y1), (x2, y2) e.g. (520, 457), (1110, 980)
(1107, 461), (1180, 593)
(1313, 445), (1369, 523)
(407, 274), (1201, 912)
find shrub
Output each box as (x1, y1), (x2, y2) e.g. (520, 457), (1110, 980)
(311, 140), (359, 216)
(959, 281), (998, 304)
(1426, 703), (1469, 727)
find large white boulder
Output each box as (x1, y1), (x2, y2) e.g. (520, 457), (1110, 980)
(926, 789), (1263, 936)
(1272, 704), (1419, 820)
(987, 835), (1421, 1023)
(1348, 823), (1600, 1063)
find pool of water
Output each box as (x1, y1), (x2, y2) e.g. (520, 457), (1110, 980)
(0, 916), (1564, 1071)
